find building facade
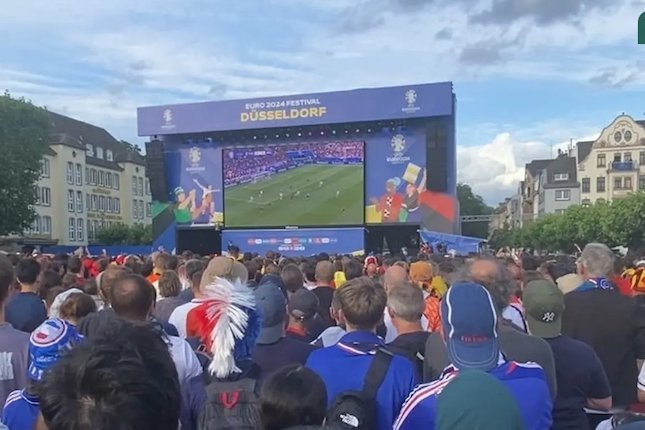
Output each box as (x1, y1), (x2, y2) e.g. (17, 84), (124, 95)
(25, 112), (151, 247)
(577, 115), (645, 206)
(537, 155), (580, 216)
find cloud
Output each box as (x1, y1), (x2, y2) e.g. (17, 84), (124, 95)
(471, 0), (614, 25)
(435, 28), (453, 40)
(459, 41), (504, 65)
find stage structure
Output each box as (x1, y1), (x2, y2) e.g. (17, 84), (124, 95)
(137, 83), (457, 256)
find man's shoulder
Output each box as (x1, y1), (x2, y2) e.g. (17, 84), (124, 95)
(401, 372), (458, 407)
(3, 390), (23, 409)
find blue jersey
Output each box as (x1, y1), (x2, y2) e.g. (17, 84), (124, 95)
(393, 361), (553, 430)
(306, 331), (418, 430)
(2, 390), (39, 430)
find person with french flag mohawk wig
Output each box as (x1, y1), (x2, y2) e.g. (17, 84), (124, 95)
(180, 273), (263, 430)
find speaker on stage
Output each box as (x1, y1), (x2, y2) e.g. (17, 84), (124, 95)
(145, 139), (168, 202)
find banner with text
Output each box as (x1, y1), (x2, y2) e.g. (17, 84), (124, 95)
(138, 83), (453, 135)
(164, 143), (223, 226)
(221, 228), (365, 257)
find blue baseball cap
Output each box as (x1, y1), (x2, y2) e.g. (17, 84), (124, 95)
(441, 283), (499, 372)
(28, 318), (83, 381)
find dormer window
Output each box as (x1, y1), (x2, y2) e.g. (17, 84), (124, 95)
(554, 173), (569, 181)
(106, 149), (114, 161)
(86, 144), (94, 157)
(96, 147), (104, 159)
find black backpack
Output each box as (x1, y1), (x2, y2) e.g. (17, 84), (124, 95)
(197, 378), (262, 430)
(325, 348), (393, 429)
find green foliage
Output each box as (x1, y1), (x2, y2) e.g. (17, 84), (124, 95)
(457, 183), (494, 238)
(95, 223), (152, 245)
(489, 192), (645, 252)
(0, 93), (50, 235)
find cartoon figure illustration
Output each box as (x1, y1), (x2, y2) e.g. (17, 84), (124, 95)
(174, 186), (196, 224)
(371, 177), (404, 223)
(191, 178), (216, 223)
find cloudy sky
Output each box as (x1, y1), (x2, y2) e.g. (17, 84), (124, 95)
(3, 0), (645, 204)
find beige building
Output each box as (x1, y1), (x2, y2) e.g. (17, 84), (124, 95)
(577, 115), (645, 206)
(25, 112), (151, 247)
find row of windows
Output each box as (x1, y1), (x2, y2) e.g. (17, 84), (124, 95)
(86, 168), (120, 190)
(87, 219), (119, 240)
(27, 216), (52, 235)
(132, 176), (150, 197)
(87, 194), (121, 214)
(132, 200), (151, 220)
(597, 151), (645, 167)
(68, 218), (84, 242)
(66, 163), (83, 186)
(581, 176), (643, 193)
(86, 144), (113, 162)
(35, 187), (51, 206)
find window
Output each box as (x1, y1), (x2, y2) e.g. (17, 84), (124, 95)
(75, 163), (82, 185)
(77, 219), (84, 242)
(115, 198), (121, 213)
(625, 177), (633, 189)
(597, 177), (606, 192)
(582, 199), (591, 207)
(640, 176), (645, 190)
(132, 176), (138, 195)
(624, 152), (632, 162)
(32, 216), (41, 234)
(99, 171), (105, 187)
(132, 200), (138, 219)
(96, 147), (104, 159)
(69, 218), (75, 241)
(41, 159), (50, 177)
(107, 197), (113, 213)
(35, 186), (41, 205)
(86, 144), (94, 157)
(76, 191), (83, 213)
(99, 196), (106, 212)
(146, 202), (152, 217)
(92, 195), (98, 211)
(137, 177), (144, 196)
(86, 193), (91, 211)
(640, 152), (645, 165)
(554, 173), (569, 181)
(597, 154), (606, 167)
(555, 190), (571, 201)
(145, 178), (150, 195)
(88, 220), (93, 240)
(68, 190), (74, 212)
(114, 174), (120, 190)
(42, 187), (51, 206)
(85, 167), (89, 184)
(42, 216), (51, 235)
(106, 150), (113, 161)
(581, 178), (590, 193)
(614, 177), (623, 190)
(93, 220), (99, 235)
(106, 172), (113, 188)
(66, 162), (74, 184)
(614, 153), (622, 162)
(140, 200), (145, 219)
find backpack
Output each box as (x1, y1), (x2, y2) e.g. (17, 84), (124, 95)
(325, 348), (393, 429)
(197, 378), (262, 430)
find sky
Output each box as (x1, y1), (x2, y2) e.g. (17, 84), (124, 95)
(3, 0), (645, 205)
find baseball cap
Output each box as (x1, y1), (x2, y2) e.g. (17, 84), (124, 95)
(28, 318), (83, 381)
(254, 282), (286, 344)
(200, 256), (248, 291)
(523, 280), (564, 339)
(410, 261), (432, 283)
(441, 282), (499, 371)
(288, 288), (319, 320)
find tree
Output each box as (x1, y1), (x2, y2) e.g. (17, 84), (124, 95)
(95, 223), (152, 245)
(457, 183), (494, 238)
(0, 93), (49, 235)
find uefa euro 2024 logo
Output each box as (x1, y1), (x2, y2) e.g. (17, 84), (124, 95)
(405, 89), (417, 107)
(163, 109), (173, 125)
(189, 147), (201, 165)
(391, 134), (406, 155)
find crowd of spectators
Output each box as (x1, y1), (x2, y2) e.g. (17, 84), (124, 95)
(1, 245), (645, 429)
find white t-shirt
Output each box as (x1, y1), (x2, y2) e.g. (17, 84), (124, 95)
(166, 335), (202, 386)
(502, 304), (528, 333)
(168, 300), (205, 338)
